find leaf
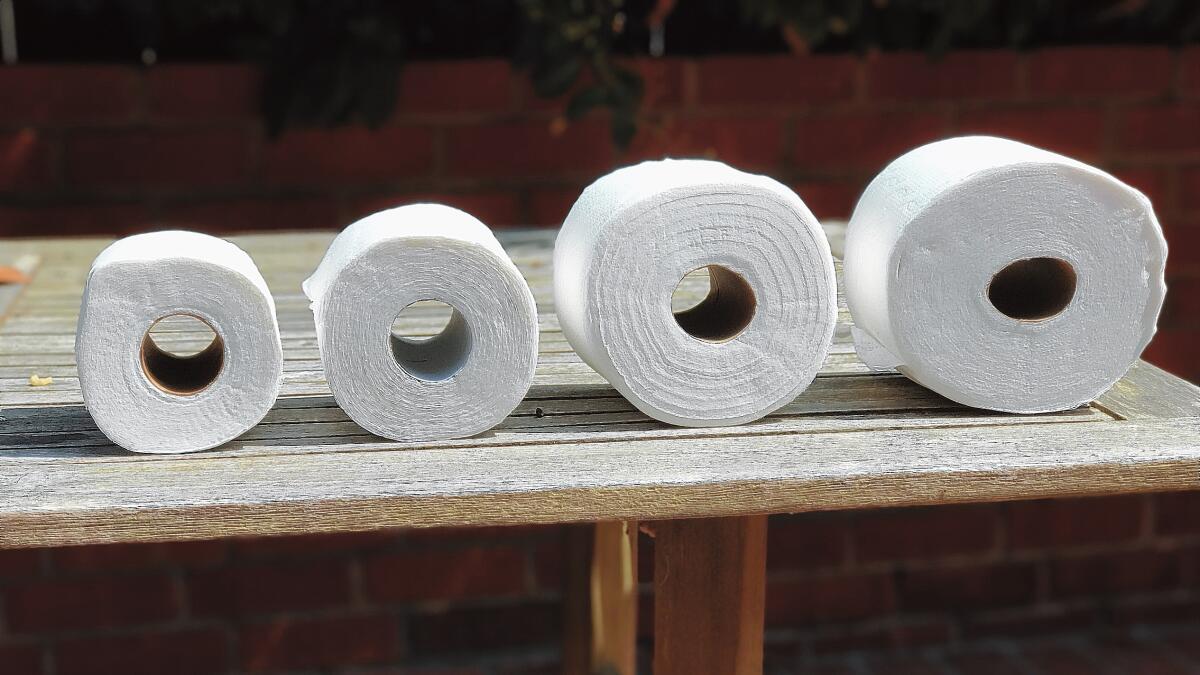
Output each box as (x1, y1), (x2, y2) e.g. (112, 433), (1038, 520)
(533, 56), (582, 97)
(566, 85), (609, 119)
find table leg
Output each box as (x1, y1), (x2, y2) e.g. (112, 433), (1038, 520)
(653, 515), (767, 675)
(562, 521), (639, 675)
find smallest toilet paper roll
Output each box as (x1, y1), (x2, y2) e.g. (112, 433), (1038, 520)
(303, 204), (539, 442)
(76, 231), (283, 454)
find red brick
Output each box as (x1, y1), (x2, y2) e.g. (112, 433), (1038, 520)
(794, 110), (947, 170)
(1019, 642), (1104, 675)
(792, 180), (861, 221)
(0, 203), (152, 237)
(633, 58), (686, 109)
(5, 575), (178, 632)
(446, 119), (613, 178)
(1119, 105), (1200, 154)
(1162, 629), (1200, 664)
(518, 58), (684, 112)
(897, 562), (1038, 611)
(55, 628), (227, 675)
(240, 614), (401, 672)
(1110, 596), (1200, 626)
(698, 55), (856, 105)
(957, 106), (1104, 159)
(161, 197), (341, 234)
(396, 60), (513, 114)
(0, 548), (42, 579)
(147, 65), (259, 120)
(364, 546), (526, 603)
(1006, 495), (1144, 550)
(1182, 47), (1200, 98)
(810, 617), (951, 654)
(859, 654), (944, 675)
(1029, 47), (1172, 98)
(0, 129), (55, 192)
(408, 603), (561, 655)
(53, 541), (227, 573)
(231, 530), (402, 557)
(625, 115), (786, 170)
(866, 50), (1017, 101)
(65, 128), (252, 189)
(962, 605), (1101, 639)
(0, 644), (41, 675)
(1144, 330), (1200, 382)
(1155, 491), (1200, 536)
(529, 186), (582, 226)
(1160, 278), (1200, 330)
(1084, 636), (1195, 674)
(943, 649), (1028, 675)
(1179, 166), (1200, 212)
(852, 504), (998, 563)
(353, 191), (522, 228)
(1049, 550), (1182, 598)
(0, 66), (140, 124)
(767, 513), (847, 572)
(189, 559), (351, 616)
(766, 573), (895, 626)
(262, 125), (435, 185)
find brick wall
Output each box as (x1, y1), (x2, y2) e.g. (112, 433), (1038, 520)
(3, 48), (1200, 674)
(0, 493), (1199, 674)
(1, 47), (1196, 380)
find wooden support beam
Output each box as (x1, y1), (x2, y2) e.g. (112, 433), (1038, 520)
(653, 515), (767, 675)
(591, 520), (638, 675)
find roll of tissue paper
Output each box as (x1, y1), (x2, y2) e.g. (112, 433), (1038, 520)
(554, 158), (838, 427)
(304, 204), (538, 441)
(844, 135), (1167, 413)
(76, 231), (283, 454)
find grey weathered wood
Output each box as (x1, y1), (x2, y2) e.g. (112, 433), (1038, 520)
(0, 229), (1197, 549)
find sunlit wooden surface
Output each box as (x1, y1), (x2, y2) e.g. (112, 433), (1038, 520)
(1, 229), (1198, 549)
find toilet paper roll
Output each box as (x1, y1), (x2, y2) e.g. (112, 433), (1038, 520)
(844, 135), (1167, 413)
(76, 231), (283, 454)
(303, 204), (538, 441)
(554, 158), (838, 427)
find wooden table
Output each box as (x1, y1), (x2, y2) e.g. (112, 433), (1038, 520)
(2, 229), (1199, 675)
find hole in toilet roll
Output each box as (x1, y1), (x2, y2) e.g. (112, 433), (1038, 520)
(987, 257), (1077, 321)
(390, 300), (472, 381)
(140, 314), (225, 396)
(672, 265), (756, 343)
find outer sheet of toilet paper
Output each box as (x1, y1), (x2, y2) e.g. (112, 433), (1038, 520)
(844, 135), (1167, 413)
(76, 231), (283, 453)
(554, 158), (838, 427)
(304, 204), (538, 442)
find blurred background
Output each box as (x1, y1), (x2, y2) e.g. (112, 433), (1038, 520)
(2, 2), (1200, 674)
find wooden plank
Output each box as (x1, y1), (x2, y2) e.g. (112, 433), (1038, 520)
(653, 515), (767, 675)
(591, 520), (638, 675)
(1, 417), (1199, 549)
(0, 229), (1198, 550)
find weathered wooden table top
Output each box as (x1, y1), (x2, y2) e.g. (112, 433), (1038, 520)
(1, 229), (1198, 549)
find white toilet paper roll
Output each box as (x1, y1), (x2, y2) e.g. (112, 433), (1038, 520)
(76, 231), (283, 454)
(304, 204), (538, 441)
(554, 158), (838, 427)
(844, 135), (1167, 413)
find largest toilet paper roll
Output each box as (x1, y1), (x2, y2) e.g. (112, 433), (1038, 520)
(304, 204), (538, 441)
(76, 231), (283, 454)
(844, 135), (1167, 413)
(555, 158), (838, 427)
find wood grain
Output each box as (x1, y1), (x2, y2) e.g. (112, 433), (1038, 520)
(654, 515), (767, 675)
(591, 520), (638, 675)
(0, 230), (1198, 549)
